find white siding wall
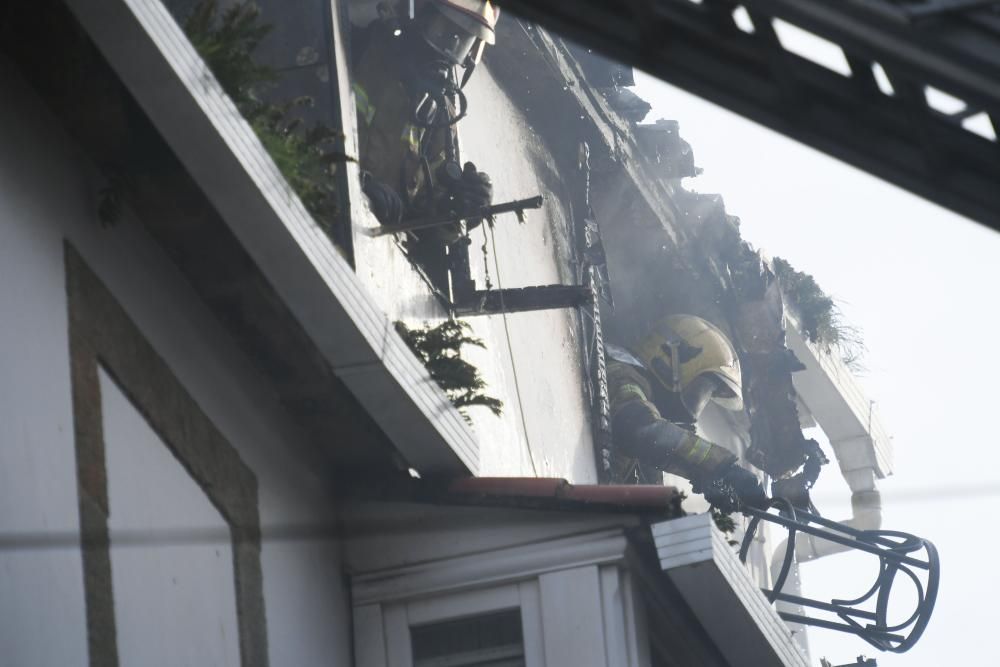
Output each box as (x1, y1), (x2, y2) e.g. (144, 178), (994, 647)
(350, 55), (598, 483)
(102, 370), (241, 666)
(0, 64), (351, 666)
(460, 67), (597, 483)
(0, 112), (89, 659)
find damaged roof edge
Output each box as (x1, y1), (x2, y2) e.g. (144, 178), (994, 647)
(64, 0), (478, 476)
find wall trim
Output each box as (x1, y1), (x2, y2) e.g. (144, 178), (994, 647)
(65, 243), (268, 666)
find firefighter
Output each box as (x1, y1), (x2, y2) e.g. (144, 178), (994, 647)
(352, 0), (498, 233)
(607, 314), (767, 511)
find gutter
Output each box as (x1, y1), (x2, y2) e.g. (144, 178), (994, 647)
(784, 313), (892, 481)
(64, 0), (478, 476)
(655, 514), (811, 667)
(770, 486), (883, 586)
(780, 311), (890, 547)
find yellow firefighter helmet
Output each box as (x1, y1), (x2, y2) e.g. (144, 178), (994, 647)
(421, 0), (500, 65)
(634, 314), (744, 415)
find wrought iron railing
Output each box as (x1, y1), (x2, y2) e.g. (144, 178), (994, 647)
(740, 498), (939, 653)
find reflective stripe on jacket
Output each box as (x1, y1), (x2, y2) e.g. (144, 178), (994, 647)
(607, 353), (736, 481)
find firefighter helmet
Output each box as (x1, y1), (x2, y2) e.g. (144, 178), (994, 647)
(633, 314), (743, 417)
(420, 0), (500, 65)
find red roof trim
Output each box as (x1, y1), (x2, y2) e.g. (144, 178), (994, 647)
(447, 477), (680, 510)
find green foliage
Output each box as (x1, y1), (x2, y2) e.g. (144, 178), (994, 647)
(183, 1), (275, 111)
(711, 506), (737, 534)
(250, 98), (346, 230)
(395, 320), (504, 419)
(771, 257), (834, 344)
(772, 256), (866, 370)
(183, 1), (348, 233)
(710, 507), (740, 546)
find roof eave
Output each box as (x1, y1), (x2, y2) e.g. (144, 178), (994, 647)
(64, 0), (478, 476)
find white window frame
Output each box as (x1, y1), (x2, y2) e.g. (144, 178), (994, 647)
(351, 527), (647, 667)
(356, 582), (544, 667)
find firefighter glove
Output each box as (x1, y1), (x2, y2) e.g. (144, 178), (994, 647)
(457, 161), (492, 228)
(361, 171), (404, 225)
(696, 464), (768, 514)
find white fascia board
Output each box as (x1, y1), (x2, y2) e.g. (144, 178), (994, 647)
(653, 514), (810, 667)
(64, 0), (477, 475)
(784, 313), (892, 477)
(351, 526), (630, 606)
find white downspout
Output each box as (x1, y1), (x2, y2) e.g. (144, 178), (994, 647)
(772, 468), (882, 576)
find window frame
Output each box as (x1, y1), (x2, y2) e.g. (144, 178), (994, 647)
(350, 523), (649, 667)
(355, 581), (545, 667)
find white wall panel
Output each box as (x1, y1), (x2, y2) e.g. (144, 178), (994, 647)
(519, 580), (547, 667)
(0, 62), (351, 666)
(348, 43), (598, 483)
(102, 370), (240, 667)
(539, 566), (608, 667)
(0, 69), (88, 660)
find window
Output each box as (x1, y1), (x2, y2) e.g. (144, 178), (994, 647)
(411, 609), (526, 667)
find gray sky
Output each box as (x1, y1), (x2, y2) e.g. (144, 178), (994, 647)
(635, 71), (1000, 666)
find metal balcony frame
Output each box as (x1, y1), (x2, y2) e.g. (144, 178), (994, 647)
(740, 498), (940, 653)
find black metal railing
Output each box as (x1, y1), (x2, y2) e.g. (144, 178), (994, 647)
(740, 498), (939, 653)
